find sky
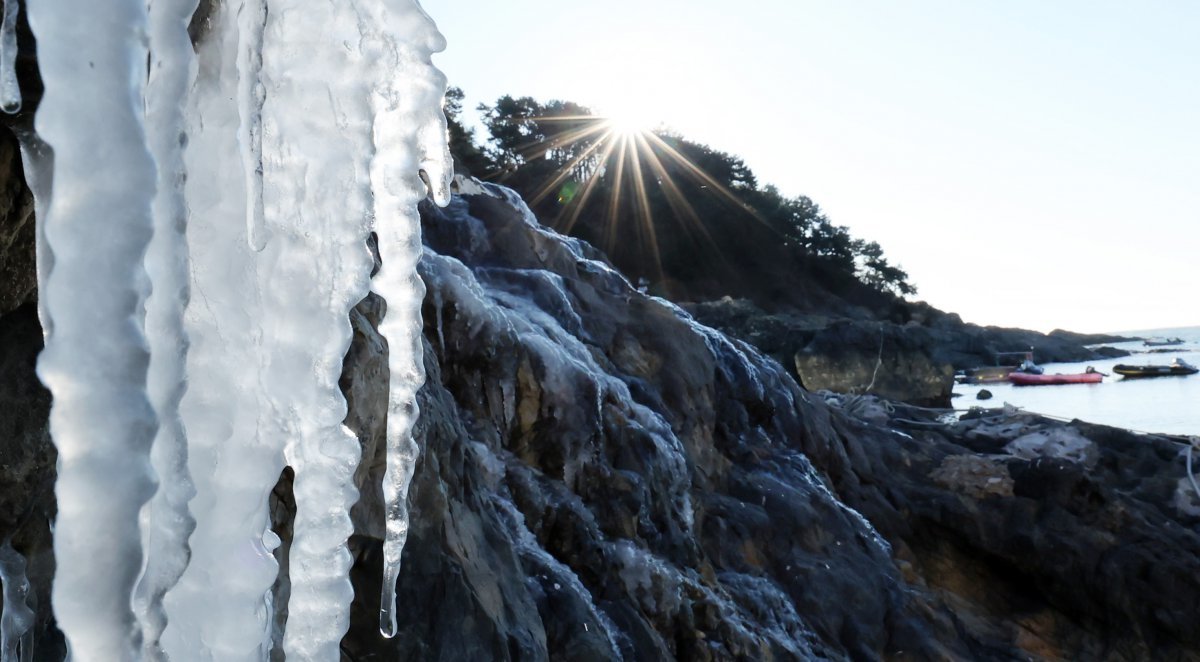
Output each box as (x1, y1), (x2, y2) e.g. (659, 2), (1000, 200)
(420, 0), (1200, 334)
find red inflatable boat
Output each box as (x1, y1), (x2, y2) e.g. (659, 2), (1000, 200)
(1008, 371), (1103, 386)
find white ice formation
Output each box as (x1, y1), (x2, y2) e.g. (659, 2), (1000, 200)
(0, 0), (20, 114)
(17, 0), (452, 659)
(0, 542), (35, 662)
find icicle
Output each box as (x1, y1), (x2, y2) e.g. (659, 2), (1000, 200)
(11, 124), (52, 339)
(26, 0), (452, 654)
(236, 0), (267, 251)
(24, 0), (159, 659)
(0, 542), (35, 662)
(132, 0), (199, 659)
(354, 0), (452, 638)
(256, 0), (376, 656)
(160, 2), (282, 659)
(0, 0), (20, 114)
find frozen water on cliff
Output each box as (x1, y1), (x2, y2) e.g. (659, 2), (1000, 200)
(0, 542), (35, 662)
(27, 1), (160, 659)
(0, 0), (20, 114)
(22, 0), (451, 659)
(158, 3), (280, 656)
(134, 0), (200, 658)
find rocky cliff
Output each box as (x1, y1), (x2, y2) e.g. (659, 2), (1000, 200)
(687, 299), (1135, 407)
(2, 162), (1199, 660)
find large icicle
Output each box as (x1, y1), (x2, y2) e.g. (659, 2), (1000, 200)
(0, 542), (35, 662)
(256, 0), (376, 657)
(0, 0), (21, 114)
(160, 2), (281, 659)
(27, 0), (453, 655)
(355, 0), (453, 637)
(24, 0), (159, 659)
(133, 0), (200, 658)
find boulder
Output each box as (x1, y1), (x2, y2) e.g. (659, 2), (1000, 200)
(793, 320), (955, 407)
(823, 402), (1200, 660)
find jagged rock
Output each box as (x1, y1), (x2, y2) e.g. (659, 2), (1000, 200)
(798, 397), (1200, 660)
(1, 178), (1197, 661)
(0, 129), (35, 318)
(1092, 345), (1130, 359)
(1048, 329), (1136, 345)
(690, 298), (1135, 379)
(928, 455), (1015, 498)
(335, 187), (946, 659)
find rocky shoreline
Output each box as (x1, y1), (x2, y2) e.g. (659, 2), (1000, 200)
(820, 393), (1200, 660)
(2, 172), (1198, 659)
(686, 298), (1139, 407)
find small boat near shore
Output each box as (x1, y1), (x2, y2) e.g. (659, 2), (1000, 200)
(1009, 369), (1104, 386)
(956, 352), (1040, 385)
(956, 366), (1014, 384)
(1113, 359), (1198, 379)
(1143, 337), (1185, 347)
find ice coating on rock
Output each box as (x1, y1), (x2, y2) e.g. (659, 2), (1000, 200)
(491, 497), (624, 657)
(236, 0), (267, 251)
(0, 542), (35, 662)
(353, 0), (452, 637)
(25, 0), (158, 659)
(133, 1), (199, 658)
(0, 0), (20, 114)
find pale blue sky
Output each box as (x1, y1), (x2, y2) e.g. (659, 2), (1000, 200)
(421, 0), (1200, 333)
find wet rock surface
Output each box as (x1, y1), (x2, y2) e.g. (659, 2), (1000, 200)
(1, 181), (1197, 661)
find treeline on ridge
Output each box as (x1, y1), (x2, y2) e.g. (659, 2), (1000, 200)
(446, 88), (915, 312)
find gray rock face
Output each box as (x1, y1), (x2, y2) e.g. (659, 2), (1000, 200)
(793, 320), (955, 407)
(335, 187), (944, 660)
(1, 179), (1197, 661)
(0, 128), (35, 318)
(691, 298), (1134, 382)
(822, 400), (1200, 660)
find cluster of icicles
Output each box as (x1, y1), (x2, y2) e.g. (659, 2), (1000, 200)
(3, 0), (452, 659)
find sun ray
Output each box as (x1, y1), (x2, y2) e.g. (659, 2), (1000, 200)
(632, 132), (713, 243)
(602, 134), (630, 255)
(626, 136), (663, 283)
(486, 106), (791, 295)
(560, 131), (621, 236)
(643, 131), (778, 233)
(526, 133), (610, 207)
(632, 132), (744, 281)
(516, 120), (608, 161)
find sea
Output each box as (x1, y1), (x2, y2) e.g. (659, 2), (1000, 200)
(953, 326), (1200, 437)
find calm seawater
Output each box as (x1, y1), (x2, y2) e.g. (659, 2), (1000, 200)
(953, 326), (1200, 436)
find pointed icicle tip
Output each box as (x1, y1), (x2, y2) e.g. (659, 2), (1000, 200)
(420, 161), (451, 207)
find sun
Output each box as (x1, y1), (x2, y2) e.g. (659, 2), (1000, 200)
(598, 101), (660, 137)
(603, 113), (653, 137)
